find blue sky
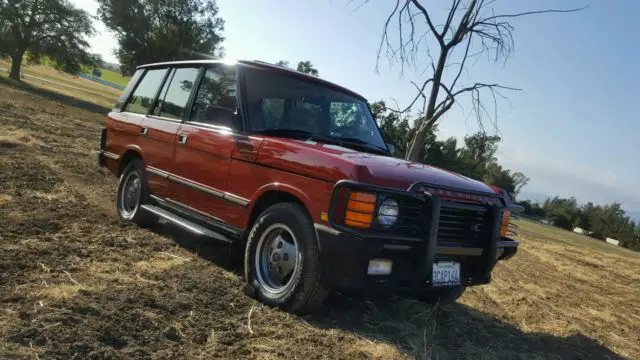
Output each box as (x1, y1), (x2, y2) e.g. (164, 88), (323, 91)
(74, 0), (640, 214)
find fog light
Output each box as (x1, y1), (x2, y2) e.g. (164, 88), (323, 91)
(367, 259), (392, 275)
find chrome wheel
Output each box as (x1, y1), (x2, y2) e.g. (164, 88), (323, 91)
(254, 223), (301, 295)
(119, 171), (141, 219)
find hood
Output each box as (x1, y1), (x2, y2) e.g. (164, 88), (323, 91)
(255, 138), (496, 195)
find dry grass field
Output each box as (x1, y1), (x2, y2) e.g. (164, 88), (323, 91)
(0, 70), (638, 359)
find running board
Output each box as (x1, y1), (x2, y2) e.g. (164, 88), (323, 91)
(140, 204), (232, 243)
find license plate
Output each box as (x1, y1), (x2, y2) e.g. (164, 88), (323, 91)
(432, 262), (461, 286)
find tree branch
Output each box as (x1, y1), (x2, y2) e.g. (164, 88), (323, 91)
(480, 6), (588, 22)
(409, 0), (444, 47)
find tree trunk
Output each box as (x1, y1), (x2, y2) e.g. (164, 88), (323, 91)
(9, 52), (24, 81)
(404, 49), (449, 162)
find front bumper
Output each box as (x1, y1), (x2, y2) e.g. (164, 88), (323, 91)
(315, 223), (518, 290)
(316, 180), (518, 291)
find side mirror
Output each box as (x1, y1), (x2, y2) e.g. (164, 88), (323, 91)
(386, 143), (396, 155)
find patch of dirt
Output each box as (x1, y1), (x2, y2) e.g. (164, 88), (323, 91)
(0, 80), (638, 359)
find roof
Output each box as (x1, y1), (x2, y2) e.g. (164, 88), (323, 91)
(136, 59), (366, 101)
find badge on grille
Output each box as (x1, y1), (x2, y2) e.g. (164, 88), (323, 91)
(469, 223), (482, 233)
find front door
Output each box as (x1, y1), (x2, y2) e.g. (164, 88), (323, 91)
(170, 65), (240, 221)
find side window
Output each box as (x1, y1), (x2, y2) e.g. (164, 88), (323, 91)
(124, 68), (167, 114)
(189, 66), (238, 129)
(153, 67), (200, 120)
(115, 69), (143, 111)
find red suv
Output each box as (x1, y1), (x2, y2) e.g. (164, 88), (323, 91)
(99, 60), (518, 313)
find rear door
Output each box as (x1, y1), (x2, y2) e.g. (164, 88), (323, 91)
(139, 66), (200, 199)
(118, 67), (172, 197)
(169, 64), (240, 220)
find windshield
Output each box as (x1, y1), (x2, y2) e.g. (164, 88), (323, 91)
(243, 67), (387, 151)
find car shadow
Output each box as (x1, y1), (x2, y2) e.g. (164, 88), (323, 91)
(151, 222), (624, 360)
(0, 76), (111, 115)
(307, 292), (624, 359)
(149, 221), (240, 270)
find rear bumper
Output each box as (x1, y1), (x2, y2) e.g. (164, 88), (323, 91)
(314, 223), (518, 290)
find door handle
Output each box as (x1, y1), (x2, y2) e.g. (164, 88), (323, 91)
(140, 127), (149, 136)
(178, 134), (188, 144)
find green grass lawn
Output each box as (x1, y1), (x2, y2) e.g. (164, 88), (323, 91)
(514, 218), (640, 257)
(87, 68), (130, 87)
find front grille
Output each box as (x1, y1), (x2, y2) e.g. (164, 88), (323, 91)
(437, 201), (489, 245)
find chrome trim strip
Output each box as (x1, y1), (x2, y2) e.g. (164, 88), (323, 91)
(223, 192), (250, 207)
(145, 167), (249, 207)
(146, 166), (169, 179)
(497, 239), (519, 248)
(101, 151), (120, 160)
(435, 246), (483, 256)
(185, 121), (233, 133)
(169, 174), (225, 198)
(146, 114), (182, 123)
(383, 244), (412, 251)
(165, 197), (226, 223)
(149, 194), (164, 203)
(314, 223), (341, 236)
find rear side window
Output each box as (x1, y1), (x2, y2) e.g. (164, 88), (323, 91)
(124, 68), (168, 114)
(114, 69), (143, 111)
(189, 66), (238, 129)
(153, 67), (200, 120)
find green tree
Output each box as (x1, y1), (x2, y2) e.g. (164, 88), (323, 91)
(97, 0), (225, 76)
(0, 0), (97, 80)
(371, 101), (411, 157)
(483, 163), (529, 200)
(276, 60), (319, 77)
(296, 60), (318, 76)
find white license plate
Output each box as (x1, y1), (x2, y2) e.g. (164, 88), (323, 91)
(432, 262), (461, 286)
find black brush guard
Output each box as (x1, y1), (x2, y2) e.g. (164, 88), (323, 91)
(322, 180), (516, 289)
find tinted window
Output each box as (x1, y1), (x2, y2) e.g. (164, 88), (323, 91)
(189, 66), (238, 129)
(115, 69), (143, 111)
(244, 68), (386, 149)
(154, 67), (200, 120)
(124, 68), (167, 114)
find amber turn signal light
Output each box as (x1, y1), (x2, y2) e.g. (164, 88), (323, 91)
(344, 191), (376, 228)
(500, 209), (511, 237)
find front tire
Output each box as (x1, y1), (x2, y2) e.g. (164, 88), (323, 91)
(244, 203), (328, 314)
(116, 158), (157, 228)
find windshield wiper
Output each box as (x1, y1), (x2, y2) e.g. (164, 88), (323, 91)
(254, 129), (314, 139)
(255, 129), (389, 155)
(331, 137), (390, 154)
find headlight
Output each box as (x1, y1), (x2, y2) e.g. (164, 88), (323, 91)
(377, 198), (399, 227)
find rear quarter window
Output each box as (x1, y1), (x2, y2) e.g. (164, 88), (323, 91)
(123, 68), (168, 114)
(113, 69), (143, 111)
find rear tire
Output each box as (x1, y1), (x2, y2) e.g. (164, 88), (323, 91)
(244, 203), (328, 314)
(412, 286), (466, 305)
(116, 158), (158, 228)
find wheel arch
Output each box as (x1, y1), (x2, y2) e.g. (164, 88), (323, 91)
(117, 148), (144, 176)
(246, 186), (313, 232)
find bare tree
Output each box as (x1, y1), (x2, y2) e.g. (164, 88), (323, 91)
(372, 0), (585, 161)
